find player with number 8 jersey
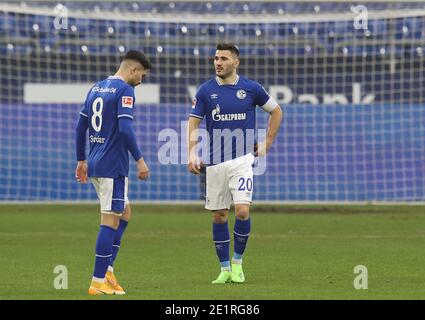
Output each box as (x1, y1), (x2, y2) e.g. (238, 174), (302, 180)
(75, 50), (151, 295)
(83, 78), (137, 177)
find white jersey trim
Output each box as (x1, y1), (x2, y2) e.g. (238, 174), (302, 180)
(189, 113), (204, 120)
(80, 112), (88, 117)
(215, 75), (239, 86)
(117, 114), (134, 120)
(107, 75), (125, 81)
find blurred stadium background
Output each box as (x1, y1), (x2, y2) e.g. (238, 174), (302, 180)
(0, 0), (424, 203)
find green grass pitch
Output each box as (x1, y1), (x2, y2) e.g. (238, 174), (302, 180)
(1, 203), (425, 300)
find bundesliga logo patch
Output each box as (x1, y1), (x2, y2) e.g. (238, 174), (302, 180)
(122, 96), (133, 108)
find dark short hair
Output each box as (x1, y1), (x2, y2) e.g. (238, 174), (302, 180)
(216, 43), (240, 57)
(121, 50), (152, 70)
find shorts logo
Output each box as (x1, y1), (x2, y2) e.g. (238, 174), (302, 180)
(122, 96), (133, 108)
(236, 89), (246, 99)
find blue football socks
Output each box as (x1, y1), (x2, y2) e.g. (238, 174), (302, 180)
(233, 218), (251, 263)
(93, 225), (116, 281)
(213, 222), (230, 270)
(110, 219), (128, 268)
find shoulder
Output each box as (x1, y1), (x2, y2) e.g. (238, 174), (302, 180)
(239, 76), (263, 89)
(88, 79), (104, 93)
(196, 78), (215, 98)
(198, 78), (215, 91)
(116, 81), (134, 96)
(241, 77), (269, 97)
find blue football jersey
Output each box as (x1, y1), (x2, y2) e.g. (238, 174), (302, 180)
(189, 75), (277, 165)
(80, 76), (136, 178)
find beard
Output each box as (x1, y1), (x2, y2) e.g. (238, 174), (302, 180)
(216, 69), (232, 79)
(129, 79), (141, 87)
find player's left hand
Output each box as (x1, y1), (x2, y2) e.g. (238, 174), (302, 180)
(75, 161), (88, 183)
(188, 156), (204, 175)
(137, 157), (150, 180)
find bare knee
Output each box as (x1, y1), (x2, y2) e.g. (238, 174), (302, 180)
(212, 209), (229, 224)
(101, 213), (120, 229)
(121, 204), (131, 222)
(235, 204), (250, 220)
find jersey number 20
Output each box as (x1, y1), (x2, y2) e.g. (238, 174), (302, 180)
(238, 177), (253, 191)
(91, 97), (103, 132)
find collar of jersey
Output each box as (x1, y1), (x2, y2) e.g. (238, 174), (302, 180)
(107, 75), (125, 81)
(215, 75), (239, 86)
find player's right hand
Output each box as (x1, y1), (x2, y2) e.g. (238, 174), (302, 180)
(137, 157), (150, 180)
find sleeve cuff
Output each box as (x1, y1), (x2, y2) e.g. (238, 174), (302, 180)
(118, 114), (134, 120)
(189, 114), (204, 120)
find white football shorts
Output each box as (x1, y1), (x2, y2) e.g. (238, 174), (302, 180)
(205, 153), (255, 210)
(90, 176), (129, 215)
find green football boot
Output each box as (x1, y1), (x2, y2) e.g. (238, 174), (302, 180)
(211, 271), (232, 284)
(231, 263), (245, 283)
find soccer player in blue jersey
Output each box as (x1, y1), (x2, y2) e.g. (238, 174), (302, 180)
(187, 43), (283, 284)
(75, 50), (151, 295)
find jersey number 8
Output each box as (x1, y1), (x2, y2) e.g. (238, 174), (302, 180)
(91, 97), (104, 132)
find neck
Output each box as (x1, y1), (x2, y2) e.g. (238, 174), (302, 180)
(218, 73), (238, 85)
(114, 71), (129, 83)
